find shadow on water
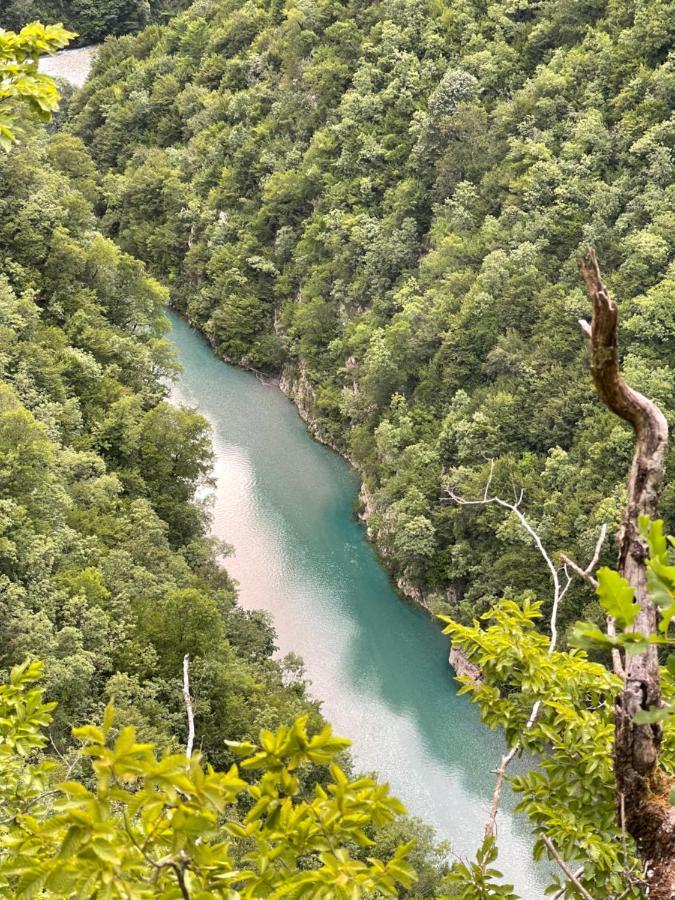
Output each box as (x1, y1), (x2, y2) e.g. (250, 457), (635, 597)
(40, 43), (549, 900)
(167, 311), (547, 897)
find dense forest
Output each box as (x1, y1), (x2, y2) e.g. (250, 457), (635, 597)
(0, 2), (674, 897)
(0, 28), (449, 897)
(0, 0), (189, 45)
(0, 125), (317, 767)
(66, 0), (675, 640)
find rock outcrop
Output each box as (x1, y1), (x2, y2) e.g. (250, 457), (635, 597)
(449, 647), (483, 685)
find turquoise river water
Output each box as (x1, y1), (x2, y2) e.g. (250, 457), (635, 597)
(44, 39), (546, 900)
(168, 312), (545, 896)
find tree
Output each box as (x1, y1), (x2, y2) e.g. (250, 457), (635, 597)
(0, 1), (190, 45)
(69, 0), (675, 637)
(574, 249), (674, 897)
(0, 22), (73, 148)
(441, 252), (675, 898)
(0, 660), (417, 899)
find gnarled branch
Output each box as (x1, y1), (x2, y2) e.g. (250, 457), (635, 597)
(578, 248), (674, 899)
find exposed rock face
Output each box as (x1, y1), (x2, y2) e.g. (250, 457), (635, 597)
(357, 482), (377, 540)
(185, 315), (484, 677)
(280, 362), (470, 633)
(280, 364), (348, 458)
(395, 577), (431, 612)
(279, 365), (315, 425)
(449, 647), (483, 685)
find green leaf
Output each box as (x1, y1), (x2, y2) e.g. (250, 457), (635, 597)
(633, 706), (673, 725)
(596, 568), (638, 628)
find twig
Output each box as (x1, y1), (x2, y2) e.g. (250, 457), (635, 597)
(183, 654), (195, 759)
(541, 834), (595, 900)
(446, 487), (562, 647)
(560, 525), (625, 678)
(446, 478), (565, 836)
(171, 854), (191, 900)
(551, 866), (585, 900)
(560, 555), (597, 589)
(559, 523), (606, 589)
(0, 789), (63, 826)
(124, 811), (191, 898)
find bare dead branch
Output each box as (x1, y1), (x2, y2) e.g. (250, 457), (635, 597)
(560, 555), (598, 589)
(551, 866), (585, 900)
(578, 247), (674, 898)
(445, 480), (566, 839)
(541, 834), (595, 900)
(606, 616), (626, 681)
(559, 522), (607, 589)
(446, 487), (563, 645)
(586, 523), (608, 574)
(559, 524), (625, 678)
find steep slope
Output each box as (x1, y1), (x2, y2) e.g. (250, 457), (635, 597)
(0, 130), (323, 762)
(69, 0), (674, 635)
(0, 106), (450, 892)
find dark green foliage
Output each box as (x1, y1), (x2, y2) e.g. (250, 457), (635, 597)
(69, 0), (675, 637)
(0, 131), (321, 767)
(0, 107), (448, 897)
(0, 664), (419, 898)
(0, 0), (189, 45)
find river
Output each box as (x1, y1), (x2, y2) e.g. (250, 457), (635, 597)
(168, 313), (544, 896)
(40, 45), (98, 88)
(42, 46), (545, 897)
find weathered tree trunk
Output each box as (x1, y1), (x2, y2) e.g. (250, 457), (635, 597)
(579, 248), (675, 898)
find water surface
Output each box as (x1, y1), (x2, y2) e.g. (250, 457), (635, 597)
(40, 45), (98, 88)
(168, 312), (544, 896)
(42, 32), (545, 900)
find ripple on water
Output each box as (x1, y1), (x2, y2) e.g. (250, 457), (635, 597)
(40, 46), (98, 89)
(167, 305), (548, 898)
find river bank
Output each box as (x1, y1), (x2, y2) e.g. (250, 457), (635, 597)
(40, 52), (540, 894)
(166, 310), (544, 896)
(279, 360), (485, 682)
(188, 333), (478, 679)
(39, 41), (468, 647)
(40, 45), (99, 88)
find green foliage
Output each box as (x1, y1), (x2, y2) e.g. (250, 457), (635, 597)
(0, 21), (74, 147)
(441, 600), (646, 898)
(69, 0), (675, 631)
(0, 77), (448, 899)
(571, 516), (675, 658)
(596, 569), (638, 628)
(0, 663), (417, 898)
(0, 128), (318, 762)
(643, 517), (675, 636)
(442, 524), (675, 897)
(0, 1), (189, 46)
(571, 518), (675, 732)
(0, 660), (57, 828)
(443, 837), (517, 899)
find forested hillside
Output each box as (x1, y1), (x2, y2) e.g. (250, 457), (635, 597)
(0, 6), (674, 897)
(0, 128), (324, 761)
(0, 23), (460, 896)
(68, 0), (675, 636)
(0, 0), (189, 45)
